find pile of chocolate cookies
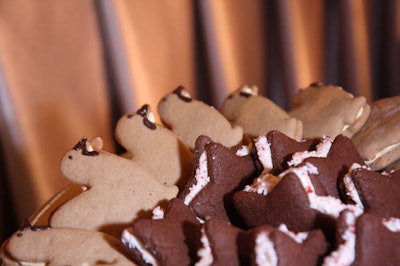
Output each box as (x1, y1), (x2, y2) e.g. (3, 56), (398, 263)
(1, 83), (400, 265)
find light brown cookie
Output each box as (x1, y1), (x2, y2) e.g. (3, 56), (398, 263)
(50, 137), (178, 237)
(352, 96), (400, 170)
(115, 104), (193, 188)
(3, 227), (134, 265)
(220, 85), (303, 140)
(289, 82), (370, 139)
(158, 86), (243, 149)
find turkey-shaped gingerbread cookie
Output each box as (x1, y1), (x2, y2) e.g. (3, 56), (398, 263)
(220, 85), (303, 140)
(158, 86), (243, 149)
(50, 137), (178, 237)
(115, 104), (193, 188)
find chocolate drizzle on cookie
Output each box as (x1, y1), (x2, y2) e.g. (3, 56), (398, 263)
(136, 104), (156, 130)
(136, 104), (150, 117)
(73, 137), (99, 156)
(238, 86), (256, 98)
(309, 81), (324, 87)
(173, 86), (192, 102)
(239, 91), (253, 98)
(18, 219), (51, 237)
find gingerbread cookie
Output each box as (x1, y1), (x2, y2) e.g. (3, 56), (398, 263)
(50, 137), (178, 237)
(220, 85), (303, 140)
(351, 95), (400, 170)
(289, 82), (370, 139)
(115, 104), (193, 188)
(3, 226), (133, 265)
(158, 86), (243, 149)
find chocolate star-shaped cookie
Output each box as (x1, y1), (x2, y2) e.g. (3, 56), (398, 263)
(196, 219), (246, 266)
(255, 130), (319, 174)
(234, 162), (361, 242)
(353, 213), (400, 266)
(195, 219), (328, 266)
(246, 224), (328, 266)
(350, 167), (400, 218)
(302, 135), (365, 198)
(179, 135), (259, 224)
(324, 211), (400, 265)
(121, 198), (201, 265)
(233, 166), (328, 232)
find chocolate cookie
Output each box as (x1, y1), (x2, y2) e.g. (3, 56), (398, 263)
(179, 135), (259, 224)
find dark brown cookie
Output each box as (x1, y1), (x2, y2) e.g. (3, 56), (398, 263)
(255, 130), (319, 174)
(351, 167), (400, 218)
(179, 136), (259, 224)
(233, 169), (326, 232)
(122, 198), (201, 266)
(196, 219), (245, 266)
(247, 225), (328, 266)
(304, 135), (365, 198)
(353, 213), (400, 266)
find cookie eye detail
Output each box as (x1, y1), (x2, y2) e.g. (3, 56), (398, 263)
(143, 118), (156, 130)
(68, 155), (73, 160)
(136, 104), (150, 116)
(309, 81), (324, 87)
(239, 85), (256, 98)
(173, 86), (192, 102)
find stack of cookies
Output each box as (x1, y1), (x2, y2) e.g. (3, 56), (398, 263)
(1, 83), (400, 265)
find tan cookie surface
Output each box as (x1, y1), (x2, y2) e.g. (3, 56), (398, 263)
(158, 86), (243, 149)
(352, 96), (400, 170)
(289, 83), (370, 138)
(50, 137), (178, 237)
(115, 104), (193, 188)
(220, 85), (303, 140)
(3, 228), (134, 265)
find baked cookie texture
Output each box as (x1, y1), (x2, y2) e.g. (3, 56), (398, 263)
(2, 83), (400, 265)
(289, 83), (370, 139)
(4, 227), (133, 266)
(351, 95), (400, 170)
(51, 136), (178, 237)
(220, 85), (303, 140)
(158, 86), (243, 149)
(115, 104), (193, 189)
